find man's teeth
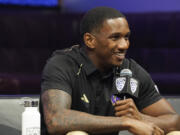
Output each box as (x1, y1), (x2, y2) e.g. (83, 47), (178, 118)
(115, 53), (124, 56)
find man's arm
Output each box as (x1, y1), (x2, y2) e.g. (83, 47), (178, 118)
(114, 98), (180, 134)
(141, 98), (180, 133)
(41, 89), (164, 135)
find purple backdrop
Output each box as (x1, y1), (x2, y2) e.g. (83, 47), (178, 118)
(62, 0), (180, 13)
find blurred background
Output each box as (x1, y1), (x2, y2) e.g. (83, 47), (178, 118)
(0, 1), (180, 135)
(0, 0), (180, 95)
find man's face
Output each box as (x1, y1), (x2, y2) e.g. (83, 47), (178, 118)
(92, 17), (130, 68)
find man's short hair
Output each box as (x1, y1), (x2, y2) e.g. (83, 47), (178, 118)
(80, 6), (126, 37)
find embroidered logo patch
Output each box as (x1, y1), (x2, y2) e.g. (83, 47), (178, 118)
(116, 77), (126, 92)
(81, 94), (89, 103)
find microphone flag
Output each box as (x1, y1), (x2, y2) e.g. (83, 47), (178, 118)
(112, 68), (139, 99)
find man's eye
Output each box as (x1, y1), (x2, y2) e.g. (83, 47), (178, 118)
(124, 35), (129, 40)
(124, 34), (130, 40)
(125, 37), (129, 40)
(111, 36), (119, 41)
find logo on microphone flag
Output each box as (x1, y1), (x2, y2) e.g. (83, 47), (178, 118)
(130, 78), (138, 94)
(116, 77), (126, 92)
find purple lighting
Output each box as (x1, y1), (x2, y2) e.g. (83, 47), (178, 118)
(62, 0), (180, 13)
(0, 0), (58, 6)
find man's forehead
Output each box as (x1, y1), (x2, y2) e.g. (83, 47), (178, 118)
(91, 17), (129, 35)
(104, 17), (128, 27)
(98, 17), (130, 34)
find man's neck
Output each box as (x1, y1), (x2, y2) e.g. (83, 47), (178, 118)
(85, 48), (112, 73)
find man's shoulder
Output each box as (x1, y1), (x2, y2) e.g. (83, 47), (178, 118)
(124, 58), (150, 79)
(48, 45), (82, 66)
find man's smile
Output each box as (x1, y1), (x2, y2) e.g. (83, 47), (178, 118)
(113, 50), (126, 60)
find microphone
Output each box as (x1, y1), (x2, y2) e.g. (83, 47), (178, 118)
(111, 68), (139, 104)
(118, 69), (132, 99)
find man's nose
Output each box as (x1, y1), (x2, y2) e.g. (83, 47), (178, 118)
(117, 38), (129, 50)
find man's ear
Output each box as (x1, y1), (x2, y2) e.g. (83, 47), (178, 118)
(83, 33), (96, 49)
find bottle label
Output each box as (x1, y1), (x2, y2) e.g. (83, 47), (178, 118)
(26, 127), (40, 135)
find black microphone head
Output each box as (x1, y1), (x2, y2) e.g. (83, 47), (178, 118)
(120, 69), (132, 77)
(113, 68), (139, 99)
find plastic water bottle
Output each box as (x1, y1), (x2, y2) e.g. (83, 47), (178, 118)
(22, 100), (40, 135)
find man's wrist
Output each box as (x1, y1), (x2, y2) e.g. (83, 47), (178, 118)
(120, 116), (133, 131)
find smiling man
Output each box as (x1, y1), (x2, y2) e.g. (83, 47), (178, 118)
(40, 7), (180, 135)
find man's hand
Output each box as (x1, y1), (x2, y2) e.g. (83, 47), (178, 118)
(125, 117), (164, 135)
(114, 98), (142, 120)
